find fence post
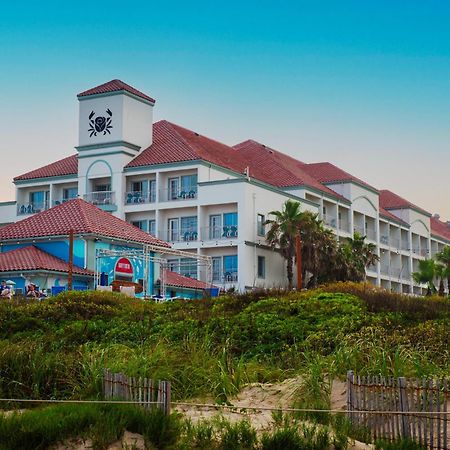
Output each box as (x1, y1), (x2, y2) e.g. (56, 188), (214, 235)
(398, 377), (410, 439)
(347, 371), (354, 423)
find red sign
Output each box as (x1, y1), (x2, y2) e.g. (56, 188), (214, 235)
(115, 257), (133, 275)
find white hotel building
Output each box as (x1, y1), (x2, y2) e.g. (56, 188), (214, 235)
(0, 79), (449, 295)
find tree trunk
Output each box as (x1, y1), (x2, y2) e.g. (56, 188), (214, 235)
(439, 279), (445, 297)
(287, 257), (293, 290)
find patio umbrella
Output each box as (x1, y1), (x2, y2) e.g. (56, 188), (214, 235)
(5, 280), (16, 285)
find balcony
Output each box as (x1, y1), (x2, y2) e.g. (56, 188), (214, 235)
(380, 235), (389, 246)
(353, 225), (365, 236)
(163, 229), (199, 243)
(213, 271), (238, 283)
(202, 226), (238, 241)
(380, 264), (390, 275)
(401, 240), (409, 251)
(125, 191), (156, 205)
(323, 214), (337, 228)
(83, 191), (117, 212)
(366, 228), (377, 241)
(339, 220), (350, 233)
(17, 201), (49, 215)
(159, 188), (197, 202)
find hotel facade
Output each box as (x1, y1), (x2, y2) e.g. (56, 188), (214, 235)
(0, 79), (449, 295)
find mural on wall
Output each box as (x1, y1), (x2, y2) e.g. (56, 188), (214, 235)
(96, 245), (152, 296)
(88, 109), (113, 137)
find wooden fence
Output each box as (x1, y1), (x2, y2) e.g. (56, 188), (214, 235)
(347, 371), (449, 449)
(103, 369), (171, 415)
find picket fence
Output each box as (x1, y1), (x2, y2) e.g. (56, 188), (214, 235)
(103, 369), (171, 415)
(347, 371), (449, 449)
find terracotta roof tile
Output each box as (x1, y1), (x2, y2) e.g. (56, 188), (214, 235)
(163, 269), (215, 290)
(430, 216), (450, 241)
(379, 206), (409, 226)
(0, 199), (170, 247)
(380, 190), (430, 216)
(302, 162), (378, 192)
(77, 79), (155, 104)
(0, 246), (93, 275)
(233, 140), (345, 199)
(14, 155), (78, 182)
(127, 122), (345, 201)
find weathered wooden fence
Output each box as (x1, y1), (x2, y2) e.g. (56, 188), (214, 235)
(347, 371), (449, 449)
(103, 369), (171, 415)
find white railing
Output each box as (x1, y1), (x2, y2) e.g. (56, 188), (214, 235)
(213, 272), (238, 283)
(83, 191), (116, 206)
(339, 220), (350, 233)
(125, 191), (156, 205)
(162, 229), (199, 243)
(323, 214), (337, 228)
(17, 202), (49, 215)
(365, 228), (377, 241)
(201, 226), (238, 240)
(159, 187), (198, 202)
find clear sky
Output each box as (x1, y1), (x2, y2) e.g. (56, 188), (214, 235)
(1, 1), (449, 219)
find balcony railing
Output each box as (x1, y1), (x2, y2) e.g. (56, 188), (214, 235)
(125, 191), (156, 205)
(17, 201), (49, 215)
(366, 228), (377, 241)
(354, 225), (365, 236)
(83, 191), (116, 206)
(323, 214), (337, 228)
(159, 187), (198, 202)
(163, 229), (199, 243)
(339, 220), (350, 233)
(213, 271), (238, 283)
(202, 226), (238, 240)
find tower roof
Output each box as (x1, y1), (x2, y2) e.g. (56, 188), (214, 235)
(77, 79), (155, 104)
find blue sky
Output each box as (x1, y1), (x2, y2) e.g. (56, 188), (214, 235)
(1, 1), (449, 218)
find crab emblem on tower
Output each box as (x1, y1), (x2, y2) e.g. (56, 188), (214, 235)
(88, 109), (113, 137)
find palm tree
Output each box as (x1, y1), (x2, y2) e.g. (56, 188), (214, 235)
(412, 259), (437, 296)
(434, 263), (449, 297)
(340, 232), (379, 281)
(436, 246), (450, 295)
(265, 200), (304, 289)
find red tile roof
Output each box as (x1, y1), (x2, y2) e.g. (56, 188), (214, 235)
(163, 269), (215, 290)
(126, 122), (344, 201)
(233, 140), (345, 199)
(302, 162), (378, 192)
(379, 206), (409, 226)
(0, 246), (93, 275)
(0, 199), (170, 247)
(430, 216), (450, 242)
(14, 155), (78, 182)
(77, 79), (155, 104)
(379, 190), (430, 216)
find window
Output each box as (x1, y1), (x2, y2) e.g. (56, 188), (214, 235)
(224, 212), (238, 227)
(180, 174), (197, 193)
(149, 220), (156, 236)
(131, 220), (147, 232)
(223, 255), (238, 281)
(149, 180), (156, 202)
(212, 257), (222, 282)
(257, 256), (265, 279)
(180, 216), (198, 241)
(29, 190), (49, 209)
(95, 183), (111, 192)
(168, 218), (179, 241)
(63, 187), (77, 201)
(132, 181), (146, 193)
(168, 178), (179, 200)
(209, 215), (222, 239)
(180, 258), (197, 278)
(257, 214), (265, 236)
